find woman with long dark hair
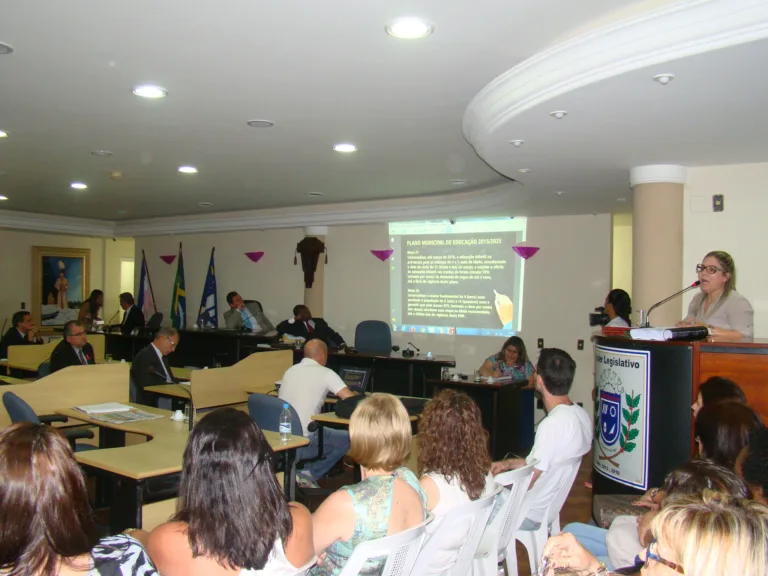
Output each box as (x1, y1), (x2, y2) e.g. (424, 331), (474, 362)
(478, 335), (534, 380)
(603, 289), (631, 327)
(78, 289), (104, 327)
(145, 408), (314, 575)
(0, 422), (157, 575)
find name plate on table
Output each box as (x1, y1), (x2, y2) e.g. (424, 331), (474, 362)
(593, 345), (651, 490)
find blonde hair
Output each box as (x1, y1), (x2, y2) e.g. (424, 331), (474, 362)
(348, 393), (412, 470)
(705, 250), (737, 296)
(653, 491), (768, 576)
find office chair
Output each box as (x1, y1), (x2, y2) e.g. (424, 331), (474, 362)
(37, 360), (52, 378)
(146, 313), (163, 332)
(354, 320), (392, 356)
(2, 391), (97, 452)
(243, 299), (264, 313)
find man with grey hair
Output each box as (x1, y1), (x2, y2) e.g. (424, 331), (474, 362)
(130, 327), (182, 405)
(50, 320), (95, 373)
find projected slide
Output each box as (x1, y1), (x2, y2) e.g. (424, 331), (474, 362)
(389, 218), (526, 337)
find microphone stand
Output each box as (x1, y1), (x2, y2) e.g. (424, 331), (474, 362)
(642, 282), (701, 327)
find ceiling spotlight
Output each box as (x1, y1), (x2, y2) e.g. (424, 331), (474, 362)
(450, 179), (468, 185)
(333, 143), (358, 153)
(617, 197), (627, 202)
(306, 191), (325, 197)
(386, 17), (434, 39)
(247, 119), (275, 128)
(555, 191), (565, 196)
(0, 195), (7, 200)
(132, 84), (168, 99)
(0, 171), (7, 176)
(653, 73), (675, 85)
(0, 130), (8, 138)
(198, 202), (213, 207)
(509, 140), (524, 147)
(91, 150), (112, 156)
(518, 168), (531, 173)
(550, 110), (568, 120)
(116, 210), (127, 215)
(178, 166), (198, 174)
(0, 43), (13, 55)
(70, 182), (88, 190)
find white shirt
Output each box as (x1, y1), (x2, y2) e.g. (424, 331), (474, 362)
(278, 358), (346, 436)
(240, 537), (314, 575)
(152, 343), (172, 382)
(524, 403), (592, 523)
(605, 316), (630, 328)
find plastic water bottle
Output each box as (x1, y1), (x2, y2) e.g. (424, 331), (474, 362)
(279, 404), (292, 444)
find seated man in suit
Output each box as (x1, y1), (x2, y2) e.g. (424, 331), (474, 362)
(276, 305), (346, 350)
(130, 327), (182, 406)
(50, 321), (96, 373)
(1, 311), (43, 358)
(223, 291), (275, 333)
(118, 292), (145, 335)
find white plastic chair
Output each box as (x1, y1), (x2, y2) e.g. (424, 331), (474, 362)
(410, 483), (503, 576)
(514, 456), (582, 574)
(337, 513), (434, 576)
(472, 461), (537, 576)
(286, 555), (319, 575)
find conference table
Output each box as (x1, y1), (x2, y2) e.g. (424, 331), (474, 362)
(56, 403), (309, 532)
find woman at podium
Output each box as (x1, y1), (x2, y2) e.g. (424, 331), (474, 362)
(478, 336), (534, 380)
(678, 251), (754, 339)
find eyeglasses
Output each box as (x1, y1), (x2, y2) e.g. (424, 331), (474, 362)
(644, 540), (684, 573)
(696, 264), (723, 275)
(165, 337), (177, 348)
(70, 331), (87, 337)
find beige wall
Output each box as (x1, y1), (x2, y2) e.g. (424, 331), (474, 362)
(103, 237), (135, 320)
(612, 213), (633, 299)
(0, 231), (111, 331)
(683, 162), (768, 337)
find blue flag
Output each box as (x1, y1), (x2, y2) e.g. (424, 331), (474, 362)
(197, 247), (218, 328)
(137, 251), (156, 321)
(170, 243), (186, 329)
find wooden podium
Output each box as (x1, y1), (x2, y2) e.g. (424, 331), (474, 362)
(592, 336), (768, 496)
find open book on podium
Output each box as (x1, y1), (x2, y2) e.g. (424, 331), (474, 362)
(629, 326), (709, 341)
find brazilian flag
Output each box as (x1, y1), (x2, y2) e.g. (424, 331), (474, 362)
(170, 243), (186, 329)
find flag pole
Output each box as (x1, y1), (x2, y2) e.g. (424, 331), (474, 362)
(142, 249), (159, 314)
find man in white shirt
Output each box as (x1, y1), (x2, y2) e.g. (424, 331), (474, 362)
(279, 339), (356, 485)
(492, 348), (592, 527)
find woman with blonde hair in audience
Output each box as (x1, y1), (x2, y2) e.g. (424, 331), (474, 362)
(417, 389), (496, 571)
(0, 422), (157, 575)
(145, 408), (314, 575)
(542, 491), (768, 576)
(310, 393), (427, 575)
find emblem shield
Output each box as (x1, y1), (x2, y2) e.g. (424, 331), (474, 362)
(599, 390), (621, 446)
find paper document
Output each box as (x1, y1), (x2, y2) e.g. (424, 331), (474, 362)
(76, 402), (132, 414)
(90, 409), (164, 424)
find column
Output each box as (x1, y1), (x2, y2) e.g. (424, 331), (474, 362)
(304, 226), (327, 316)
(629, 165), (687, 327)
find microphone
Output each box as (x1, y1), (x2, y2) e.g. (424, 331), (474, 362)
(148, 366), (173, 383)
(149, 366), (194, 430)
(642, 281), (701, 327)
(407, 341), (420, 353)
(106, 309), (121, 333)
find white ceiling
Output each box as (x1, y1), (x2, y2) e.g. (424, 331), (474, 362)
(0, 0), (650, 221)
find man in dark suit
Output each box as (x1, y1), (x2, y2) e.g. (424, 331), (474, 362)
(276, 305), (347, 349)
(130, 327), (181, 406)
(50, 321), (96, 373)
(118, 292), (145, 335)
(1, 310), (43, 359)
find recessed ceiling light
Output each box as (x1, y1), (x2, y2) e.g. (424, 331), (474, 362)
(550, 110), (568, 119)
(91, 150), (113, 156)
(518, 168), (531, 173)
(70, 182), (88, 190)
(0, 195), (8, 201)
(617, 197), (627, 202)
(116, 210), (127, 215)
(247, 119), (275, 128)
(0, 171), (7, 176)
(450, 179), (468, 185)
(306, 191), (324, 197)
(199, 202), (213, 207)
(653, 73), (675, 85)
(0, 43), (13, 55)
(333, 143), (358, 153)
(132, 85), (168, 99)
(509, 140), (524, 147)
(555, 191), (565, 196)
(178, 166), (198, 174)
(0, 130), (8, 138)
(385, 17), (434, 39)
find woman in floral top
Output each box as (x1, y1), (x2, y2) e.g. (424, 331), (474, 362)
(479, 335), (535, 381)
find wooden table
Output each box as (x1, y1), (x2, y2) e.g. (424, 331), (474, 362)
(144, 383), (191, 411)
(56, 403), (309, 532)
(0, 360), (192, 381)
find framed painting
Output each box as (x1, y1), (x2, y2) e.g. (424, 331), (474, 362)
(31, 247), (90, 328)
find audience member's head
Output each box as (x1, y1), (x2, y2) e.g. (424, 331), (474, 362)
(303, 338), (328, 366)
(418, 390), (491, 500)
(86, 289), (104, 314)
(174, 408), (292, 571)
(349, 393), (411, 472)
(535, 348), (576, 397)
(153, 327), (178, 356)
(226, 291), (244, 310)
(293, 305), (311, 321)
(11, 310), (33, 332)
(119, 292), (135, 309)
(692, 376), (747, 416)
(695, 402), (764, 468)
(496, 336), (529, 367)
(651, 491), (768, 575)
(660, 458), (750, 504)
(0, 423), (96, 574)
(736, 427), (768, 505)
(63, 320), (88, 347)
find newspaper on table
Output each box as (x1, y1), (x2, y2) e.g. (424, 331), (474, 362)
(89, 409), (165, 425)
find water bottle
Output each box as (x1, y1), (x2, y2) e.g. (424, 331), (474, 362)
(279, 404), (292, 444)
